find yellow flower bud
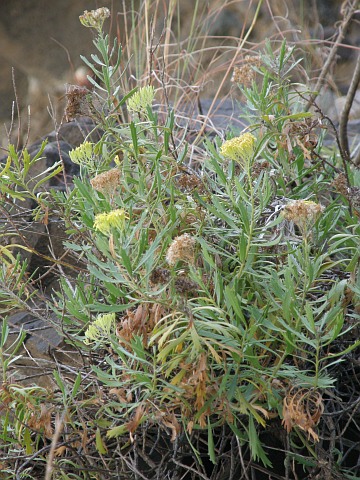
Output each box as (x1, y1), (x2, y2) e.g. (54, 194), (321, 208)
(127, 86), (155, 117)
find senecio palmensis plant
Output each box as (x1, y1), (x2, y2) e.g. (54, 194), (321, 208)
(1, 7), (359, 478)
(57, 27), (360, 470)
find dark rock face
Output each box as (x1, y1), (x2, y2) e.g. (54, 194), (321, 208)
(6, 310), (63, 357)
(4, 307), (82, 388)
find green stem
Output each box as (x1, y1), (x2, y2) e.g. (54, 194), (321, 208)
(235, 161), (256, 281)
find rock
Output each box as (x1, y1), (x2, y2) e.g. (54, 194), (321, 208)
(6, 310), (63, 358)
(3, 309), (83, 388)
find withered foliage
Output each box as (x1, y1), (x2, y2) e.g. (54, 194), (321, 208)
(282, 387), (324, 442)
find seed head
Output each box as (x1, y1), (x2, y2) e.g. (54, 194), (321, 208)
(231, 56), (262, 87)
(283, 200), (324, 236)
(166, 233), (196, 266)
(150, 268), (171, 285)
(331, 173), (348, 196)
(174, 276), (199, 296)
(79, 7), (110, 32)
(90, 168), (121, 195)
(176, 174), (206, 194)
(251, 160), (271, 178)
(65, 85), (89, 121)
(347, 187), (360, 213)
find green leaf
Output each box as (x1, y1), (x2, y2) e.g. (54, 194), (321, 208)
(53, 370), (67, 398)
(87, 303), (134, 313)
(24, 428), (34, 455)
(0, 319), (9, 348)
(207, 418), (217, 465)
(106, 424), (128, 439)
(119, 247), (133, 275)
(130, 122), (138, 156)
(248, 416), (272, 467)
(71, 372), (82, 398)
(96, 428), (108, 454)
(224, 286), (246, 325)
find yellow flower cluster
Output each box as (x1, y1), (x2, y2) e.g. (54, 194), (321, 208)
(93, 209), (128, 235)
(127, 86), (155, 117)
(220, 133), (256, 165)
(283, 200), (324, 236)
(166, 233), (196, 266)
(84, 313), (115, 344)
(69, 142), (95, 169)
(79, 7), (110, 32)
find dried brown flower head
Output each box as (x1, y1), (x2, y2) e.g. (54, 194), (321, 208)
(79, 7), (110, 31)
(174, 276), (199, 296)
(330, 176), (360, 215)
(65, 85), (89, 121)
(90, 168), (121, 195)
(232, 56), (262, 87)
(347, 186), (360, 213)
(251, 160), (271, 178)
(283, 200), (324, 236)
(166, 234), (196, 266)
(331, 173), (348, 196)
(176, 174), (206, 194)
(149, 268), (171, 285)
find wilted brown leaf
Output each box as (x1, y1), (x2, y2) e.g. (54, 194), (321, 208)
(282, 387), (323, 442)
(54, 446), (67, 457)
(27, 403), (53, 438)
(126, 404), (146, 442)
(117, 303), (166, 347)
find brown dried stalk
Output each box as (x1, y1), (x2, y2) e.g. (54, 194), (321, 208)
(306, 0), (358, 110)
(339, 51), (360, 165)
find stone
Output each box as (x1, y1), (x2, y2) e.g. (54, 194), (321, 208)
(3, 309), (83, 388)
(6, 310), (63, 358)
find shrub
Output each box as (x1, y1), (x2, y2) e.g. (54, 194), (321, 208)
(1, 3), (360, 479)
